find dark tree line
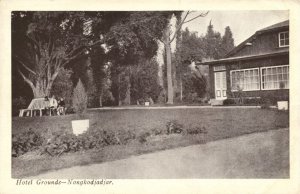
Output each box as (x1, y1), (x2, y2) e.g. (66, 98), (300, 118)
(12, 11), (234, 111)
(172, 21), (235, 103)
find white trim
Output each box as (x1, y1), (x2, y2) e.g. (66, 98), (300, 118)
(278, 31), (289, 48)
(230, 67), (260, 91)
(213, 65), (226, 71)
(214, 71), (227, 100)
(260, 65), (289, 90)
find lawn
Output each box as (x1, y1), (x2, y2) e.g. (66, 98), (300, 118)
(12, 107), (289, 178)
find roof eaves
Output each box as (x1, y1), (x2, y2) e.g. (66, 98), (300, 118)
(197, 50), (288, 66)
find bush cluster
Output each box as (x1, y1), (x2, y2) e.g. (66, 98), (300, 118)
(166, 120), (184, 134)
(223, 95), (289, 106)
(41, 129), (136, 156)
(12, 129), (44, 157)
(12, 120), (208, 157)
(185, 126), (208, 135)
(223, 97), (263, 105)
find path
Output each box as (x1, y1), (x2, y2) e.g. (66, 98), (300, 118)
(27, 128), (289, 179)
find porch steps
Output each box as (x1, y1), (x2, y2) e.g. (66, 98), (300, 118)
(209, 99), (224, 106)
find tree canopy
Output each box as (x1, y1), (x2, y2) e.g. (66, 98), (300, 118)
(12, 11), (235, 108)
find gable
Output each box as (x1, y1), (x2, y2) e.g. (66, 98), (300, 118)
(226, 20), (289, 58)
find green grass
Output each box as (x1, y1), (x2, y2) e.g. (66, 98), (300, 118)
(12, 108), (289, 178)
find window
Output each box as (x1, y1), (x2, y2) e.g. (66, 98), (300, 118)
(231, 68), (260, 91)
(279, 31), (289, 47)
(214, 65), (226, 71)
(261, 65), (289, 90)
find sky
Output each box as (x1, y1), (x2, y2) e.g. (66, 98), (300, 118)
(182, 10), (289, 45)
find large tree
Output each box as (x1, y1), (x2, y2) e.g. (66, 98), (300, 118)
(12, 12), (101, 98)
(203, 20), (223, 60)
(159, 11), (208, 104)
(174, 22), (235, 102)
(174, 28), (207, 101)
(220, 26), (235, 57)
(104, 12), (171, 105)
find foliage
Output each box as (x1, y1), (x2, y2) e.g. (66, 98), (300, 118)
(12, 96), (28, 116)
(203, 22), (235, 59)
(51, 68), (73, 107)
(174, 21), (235, 103)
(106, 12), (173, 105)
(90, 46), (108, 106)
(42, 130), (123, 156)
(176, 28), (206, 63)
(220, 26), (235, 57)
(166, 120), (184, 134)
(12, 119), (210, 157)
(12, 129), (44, 157)
(131, 59), (163, 103)
(185, 126), (208, 135)
(105, 12), (172, 66)
(137, 132), (151, 144)
(204, 21), (223, 59)
(72, 79), (88, 114)
(182, 71), (208, 100)
(12, 12), (93, 98)
(174, 35), (209, 102)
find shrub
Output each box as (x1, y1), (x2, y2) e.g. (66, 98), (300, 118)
(41, 129), (123, 156)
(12, 122), (209, 157)
(243, 97), (262, 105)
(166, 120), (184, 134)
(72, 79), (88, 115)
(224, 97), (263, 106)
(116, 130), (136, 144)
(151, 128), (163, 136)
(223, 98), (235, 105)
(185, 126), (208, 135)
(137, 132), (151, 143)
(12, 129), (44, 157)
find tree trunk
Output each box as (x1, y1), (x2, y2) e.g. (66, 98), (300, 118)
(165, 42), (173, 104)
(180, 75), (183, 102)
(32, 80), (51, 98)
(99, 94), (103, 107)
(118, 74), (122, 106)
(123, 67), (131, 105)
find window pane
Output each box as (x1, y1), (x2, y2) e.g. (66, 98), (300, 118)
(283, 74), (287, 80)
(231, 69), (260, 91)
(282, 67), (287, 73)
(261, 66), (289, 89)
(280, 33), (284, 39)
(277, 67), (282, 73)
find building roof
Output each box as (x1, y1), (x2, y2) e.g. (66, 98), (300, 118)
(257, 20), (289, 32)
(224, 20), (289, 58)
(197, 49), (288, 66)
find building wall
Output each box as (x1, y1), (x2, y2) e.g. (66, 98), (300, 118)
(209, 54), (289, 99)
(229, 27), (289, 57)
